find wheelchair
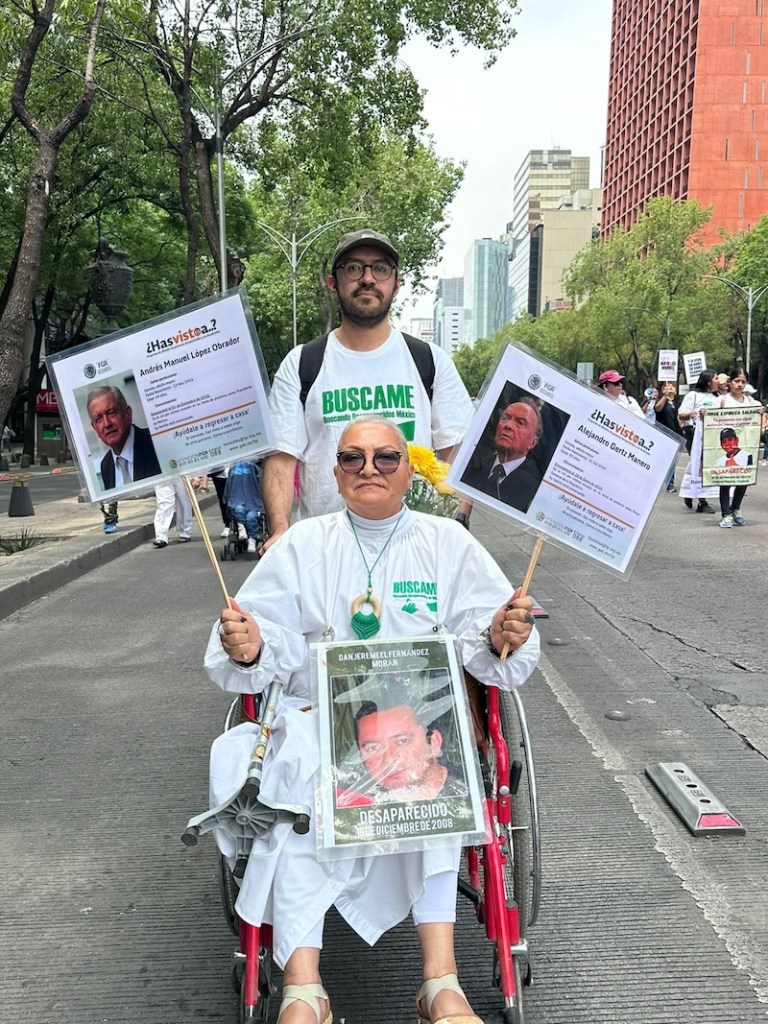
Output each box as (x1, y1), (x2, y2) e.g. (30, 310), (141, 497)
(220, 510), (268, 561)
(183, 680), (541, 1024)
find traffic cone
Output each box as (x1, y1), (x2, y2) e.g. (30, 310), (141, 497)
(8, 480), (34, 516)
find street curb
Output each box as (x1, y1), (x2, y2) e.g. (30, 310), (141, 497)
(0, 521), (155, 622)
(0, 492), (218, 622)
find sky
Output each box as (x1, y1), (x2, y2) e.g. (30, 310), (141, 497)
(397, 0), (614, 320)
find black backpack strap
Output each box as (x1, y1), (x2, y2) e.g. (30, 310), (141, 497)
(298, 331), (435, 406)
(298, 334), (329, 408)
(402, 333), (435, 403)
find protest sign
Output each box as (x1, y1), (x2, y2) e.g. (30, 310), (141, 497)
(446, 343), (683, 575)
(683, 351), (707, 385)
(658, 349), (679, 381)
(314, 635), (485, 860)
(46, 291), (274, 501)
(702, 407), (761, 487)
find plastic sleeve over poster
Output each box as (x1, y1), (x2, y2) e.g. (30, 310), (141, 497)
(312, 635), (487, 862)
(702, 407), (761, 487)
(45, 289), (275, 502)
(446, 342), (684, 575)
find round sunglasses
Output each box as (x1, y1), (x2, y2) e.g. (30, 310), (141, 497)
(336, 450), (405, 474)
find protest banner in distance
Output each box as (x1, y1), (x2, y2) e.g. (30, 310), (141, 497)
(446, 343), (683, 575)
(683, 351), (707, 385)
(313, 636), (485, 860)
(658, 349), (679, 381)
(702, 407), (761, 487)
(46, 291), (274, 501)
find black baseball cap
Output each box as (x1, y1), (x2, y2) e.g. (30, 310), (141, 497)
(331, 229), (399, 271)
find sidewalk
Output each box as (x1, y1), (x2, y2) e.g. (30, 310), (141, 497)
(0, 466), (217, 620)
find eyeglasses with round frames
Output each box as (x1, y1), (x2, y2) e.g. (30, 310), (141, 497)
(337, 261), (396, 282)
(336, 450), (405, 474)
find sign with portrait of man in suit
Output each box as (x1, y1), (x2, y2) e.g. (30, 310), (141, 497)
(447, 342), (683, 575)
(46, 291), (275, 502)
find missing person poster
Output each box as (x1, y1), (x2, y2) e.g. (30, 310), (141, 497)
(313, 635), (485, 861)
(46, 290), (275, 501)
(702, 407), (761, 487)
(446, 343), (683, 575)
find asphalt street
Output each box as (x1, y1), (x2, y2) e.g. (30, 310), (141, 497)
(2, 470), (768, 1024)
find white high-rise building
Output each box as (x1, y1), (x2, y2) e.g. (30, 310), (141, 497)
(433, 278), (464, 354)
(464, 239), (508, 344)
(508, 149), (590, 321)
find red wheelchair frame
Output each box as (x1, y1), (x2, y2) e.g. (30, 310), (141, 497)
(185, 684), (541, 1023)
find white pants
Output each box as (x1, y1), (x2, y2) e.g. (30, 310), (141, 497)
(153, 483), (192, 542)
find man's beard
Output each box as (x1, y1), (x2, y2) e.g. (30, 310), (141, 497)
(337, 285), (394, 328)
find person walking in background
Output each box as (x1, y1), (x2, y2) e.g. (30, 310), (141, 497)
(651, 381), (683, 492)
(596, 370), (645, 418)
(100, 500), (119, 535)
(677, 370), (719, 513)
(152, 481), (192, 548)
(1, 424), (13, 452)
(717, 369), (762, 528)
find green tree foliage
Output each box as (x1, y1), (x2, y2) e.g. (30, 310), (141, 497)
(0, 0), (109, 429)
(122, 0), (517, 290)
(563, 197), (728, 392)
(242, 118), (463, 372)
(452, 337), (502, 396)
(719, 215), (768, 390)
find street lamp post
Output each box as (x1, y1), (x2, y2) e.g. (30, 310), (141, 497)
(255, 217), (364, 348)
(703, 275), (768, 376)
(207, 31), (308, 292)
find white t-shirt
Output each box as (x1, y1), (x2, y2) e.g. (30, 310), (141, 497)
(269, 329), (474, 517)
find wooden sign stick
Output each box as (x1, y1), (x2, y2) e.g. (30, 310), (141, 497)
(501, 532), (544, 661)
(183, 475), (231, 607)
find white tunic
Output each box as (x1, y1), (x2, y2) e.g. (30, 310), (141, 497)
(268, 329), (474, 518)
(205, 508), (540, 968)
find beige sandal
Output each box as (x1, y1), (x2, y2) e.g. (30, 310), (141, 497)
(278, 983), (332, 1024)
(416, 973), (484, 1024)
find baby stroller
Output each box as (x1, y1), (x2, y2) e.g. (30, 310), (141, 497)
(220, 462), (268, 561)
(220, 511), (268, 561)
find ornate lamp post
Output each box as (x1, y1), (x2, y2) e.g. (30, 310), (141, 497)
(86, 238), (134, 331)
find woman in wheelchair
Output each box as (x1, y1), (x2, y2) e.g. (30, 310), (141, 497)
(205, 417), (540, 1024)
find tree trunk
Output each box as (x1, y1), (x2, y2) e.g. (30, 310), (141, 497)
(195, 138), (241, 290)
(0, 141), (57, 429)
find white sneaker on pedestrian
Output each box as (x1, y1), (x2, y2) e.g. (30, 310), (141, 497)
(719, 514), (734, 528)
(220, 526), (230, 537)
(732, 512), (746, 525)
(247, 537), (257, 554)
(238, 524), (247, 541)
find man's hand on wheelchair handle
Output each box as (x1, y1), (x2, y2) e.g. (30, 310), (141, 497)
(488, 590), (535, 655)
(220, 598), (262, 666)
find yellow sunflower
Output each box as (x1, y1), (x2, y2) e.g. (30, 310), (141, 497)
(407, 444), (441, 484)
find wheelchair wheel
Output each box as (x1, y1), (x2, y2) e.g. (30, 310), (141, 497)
(238, 938), (274, 1022)
(218, 851), (240, 936)
(502, 958), (526, 1024)
(498, 690), (541, 932)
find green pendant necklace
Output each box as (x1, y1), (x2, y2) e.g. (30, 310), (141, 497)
(348, 510), (404, 640)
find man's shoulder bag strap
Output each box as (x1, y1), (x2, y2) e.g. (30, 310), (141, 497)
(298, 332), (435, 408)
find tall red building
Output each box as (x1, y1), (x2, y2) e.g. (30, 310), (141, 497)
(602, 0), (768, 244)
